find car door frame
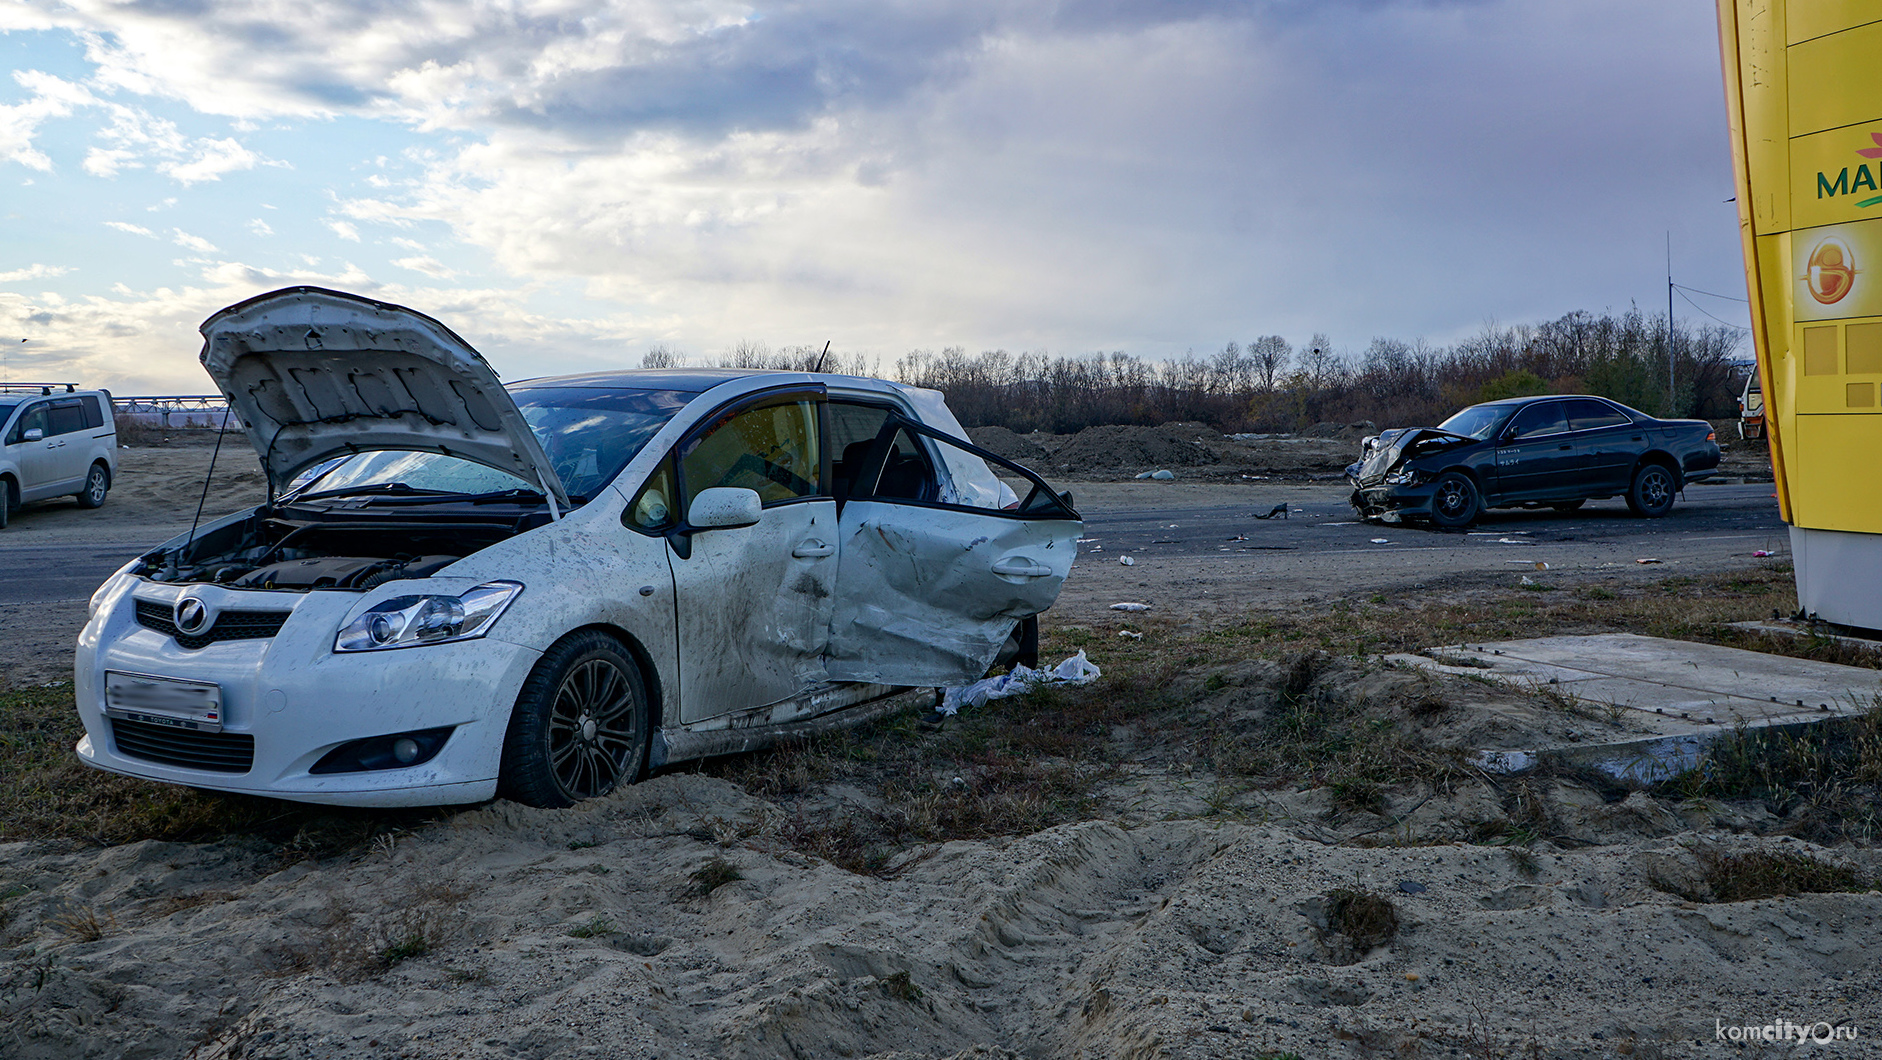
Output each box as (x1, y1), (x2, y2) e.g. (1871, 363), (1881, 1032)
(1489, 399), (1583, 503)
(1563, 397), (1645, 496)
(654, 384), (841, 724)
(825, 412), (1081, 687)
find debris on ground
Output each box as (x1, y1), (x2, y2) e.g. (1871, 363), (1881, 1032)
(1109, 602), (1151, 611)
(940, 651), (1100, 714)
(1251, 503), (1289, 520)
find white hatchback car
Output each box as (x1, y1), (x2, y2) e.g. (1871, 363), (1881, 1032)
(0, 384), (119, 528)
(74, 287), (1081, 808)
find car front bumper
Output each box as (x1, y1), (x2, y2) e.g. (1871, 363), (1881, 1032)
(74, 577), (542, 808)
(1348, 479), (1440, 523)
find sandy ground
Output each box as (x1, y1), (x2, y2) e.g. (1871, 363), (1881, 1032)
(8, 429), (1878, 1060)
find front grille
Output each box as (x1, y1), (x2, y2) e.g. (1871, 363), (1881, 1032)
(110, 718), (254, 773)
(134, 600), (290, 650)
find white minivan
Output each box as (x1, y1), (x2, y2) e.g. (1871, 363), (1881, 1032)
(0, 384), (119, 528)
(74, 287), (1081, 809)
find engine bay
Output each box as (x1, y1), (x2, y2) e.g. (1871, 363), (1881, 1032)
(132, 504), (547, 590)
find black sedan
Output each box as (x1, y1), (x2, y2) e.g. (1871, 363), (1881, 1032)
(1345, 395), (1721, 528)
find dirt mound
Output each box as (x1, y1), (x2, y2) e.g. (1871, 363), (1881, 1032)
(966, 426), (1050, 466)
(1304, 421), (1378, 441)
(1047, 422), (1234, 473)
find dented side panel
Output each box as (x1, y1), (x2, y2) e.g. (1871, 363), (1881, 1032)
(825, 502), (1079, 687)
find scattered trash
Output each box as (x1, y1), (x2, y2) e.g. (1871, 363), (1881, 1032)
(941, 651), (1101, 714)
(1227, 534), (1248, 542)
(1119, 555), (1135, 566)
(1519, 576), (1536, 586)
(1492, 537), (1535, 545)
(1535, 561), (1549, 570)
(1150, 469), (1175, 480)
(1109, 602), (1151, 612)
(1370, 538), (1389, 544)
(1636, 558), (1663, 565)
(1502, 560), (1550, 569)
(1396, 880), (1428, 895)
(1752, 549), (1774, 557)
(1088, 546), (1103, 552)
(1251, 503), (1289, 520)
(1118, 630), (1143, 639)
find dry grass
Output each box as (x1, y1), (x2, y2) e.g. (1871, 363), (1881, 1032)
(1665, 706), (1882, 843)
(682, 856), (744, 898)
(1323, 887), (1400, 950)
(1652, 846), (1871, 903)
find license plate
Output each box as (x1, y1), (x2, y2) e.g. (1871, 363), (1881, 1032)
(104, 671), (223, 733)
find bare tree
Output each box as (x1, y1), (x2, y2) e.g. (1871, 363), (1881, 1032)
(1249, 335), (1291, 391)
(641, 344), (678, 369)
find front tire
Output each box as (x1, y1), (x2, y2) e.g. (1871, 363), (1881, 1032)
(1626, 463), (1677, 518)
(1428, 472), (1480, 529)
(75, 463), (109, 509)
(499, 631), (650, 808)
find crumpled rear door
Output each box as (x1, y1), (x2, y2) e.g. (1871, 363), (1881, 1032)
(824, 420), (1080, 687)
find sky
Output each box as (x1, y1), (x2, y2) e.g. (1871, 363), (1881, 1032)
(0, 0), (1753, 394)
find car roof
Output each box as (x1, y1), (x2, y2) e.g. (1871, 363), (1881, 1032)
(506, 367), (910, 398)
(1468, 394), (1618, 409)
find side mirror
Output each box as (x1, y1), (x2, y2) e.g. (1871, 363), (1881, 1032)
(23, 428), (43, 442)
(687, 487), (762, 531)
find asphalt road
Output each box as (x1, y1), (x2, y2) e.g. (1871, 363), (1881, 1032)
(1069, 481), (1788, 591)
(0, 483), (1785, 608)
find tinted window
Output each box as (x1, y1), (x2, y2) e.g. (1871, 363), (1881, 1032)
(84, 396), (106, 430)
(1565, 398), (1630, 431)
(679, 397), (821, 510)
(829, 401), (898, 499)
(47, 399), (86, 436)
(1437, 404), (1514, 440)
(1505, 402), (1567, 439)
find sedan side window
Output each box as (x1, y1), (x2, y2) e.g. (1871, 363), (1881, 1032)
(678, 397), (821, 511)
(1564, 398), (1631, 431)
(1505, 402), (1567, 440)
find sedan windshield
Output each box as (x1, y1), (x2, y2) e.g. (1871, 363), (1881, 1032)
(1437, 404), (1515, 440)
(290, 387), (694, 503)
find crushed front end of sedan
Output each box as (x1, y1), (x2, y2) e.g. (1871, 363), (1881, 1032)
(75, 287), (1082, 808)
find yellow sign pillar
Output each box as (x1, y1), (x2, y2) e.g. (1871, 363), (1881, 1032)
(1719, 0), (1882, 627)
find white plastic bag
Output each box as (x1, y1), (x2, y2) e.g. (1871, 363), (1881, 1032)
(939, 651), (1101, 715)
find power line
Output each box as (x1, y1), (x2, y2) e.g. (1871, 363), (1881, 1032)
(1670, 282), (1751, 304)
(1674, 286), (1752, 330)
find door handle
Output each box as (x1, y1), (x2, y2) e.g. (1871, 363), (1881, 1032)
(992, 557), (1054, 578)
(791, 539), (835, 559)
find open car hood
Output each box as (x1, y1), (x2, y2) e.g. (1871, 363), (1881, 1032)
(199, 286), (569, 506)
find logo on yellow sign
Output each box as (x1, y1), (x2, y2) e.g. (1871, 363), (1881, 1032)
(1816, 132), (1882, 208)
(1806, 236), (1857, 304)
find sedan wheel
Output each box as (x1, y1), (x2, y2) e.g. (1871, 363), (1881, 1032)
(1428, 472), (1480, 529)
(500, 631), (649, 808)
(75, 464), (109, 509)
(1626, 464), (1677, 518)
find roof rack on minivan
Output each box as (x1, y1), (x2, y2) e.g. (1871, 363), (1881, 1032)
(0, 382), (79, 395)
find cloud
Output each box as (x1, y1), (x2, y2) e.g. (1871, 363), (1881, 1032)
(325, 219), (361, 242)
(248, 218), (274, 236)
(0, 70), (96, 171)
(162, 136), (261, 184)
(392, 255), (456, 279)
(104, 221), (157, 237)
(171, 229), (218, 252)
(0, 263), (73, 283)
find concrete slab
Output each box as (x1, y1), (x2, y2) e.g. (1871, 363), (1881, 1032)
(1390, 633), (1881, 783)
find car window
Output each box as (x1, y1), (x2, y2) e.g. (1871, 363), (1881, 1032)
(1505, 401), (1567, 440)
(847, 424), (940, 502)
(84, 395), (107, 430)
(47, 399), (87, 436)
(678, 397), (822, 511)
(624, 458), (677, 532)
(1564, 398), (1630, 431)
(7, 403), (48, 444)
(828, 401), (899, 499)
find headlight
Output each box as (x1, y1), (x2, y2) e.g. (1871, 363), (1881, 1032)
(1383, 467), (1425, 486)
(334, 581), (523, 652)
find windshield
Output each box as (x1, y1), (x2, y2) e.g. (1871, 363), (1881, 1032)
(1437, 404), (1516, 440)
(290, 387), (694, 503)
(0, 400), (16, 423)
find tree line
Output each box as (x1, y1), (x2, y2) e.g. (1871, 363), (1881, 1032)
(656, 308), (1745, 435)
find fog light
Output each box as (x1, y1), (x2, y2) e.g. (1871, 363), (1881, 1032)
(309, 727), (453, 774)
